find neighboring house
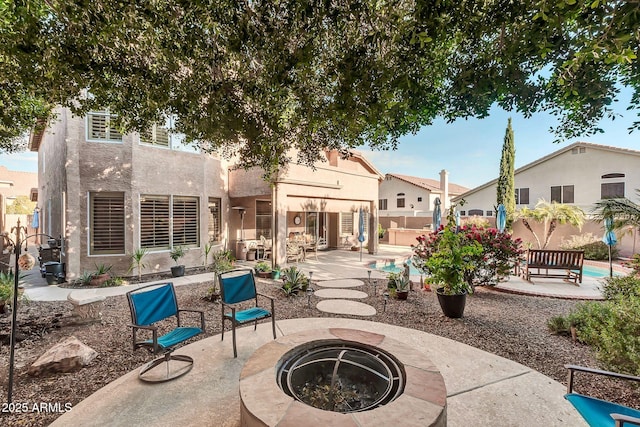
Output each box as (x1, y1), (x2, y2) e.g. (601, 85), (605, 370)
(29, 108), (382, 278)
(378, 170), (469, 217)
(452, 142), (640, 216)
(452, 142), (640, 255)
(0, 166), (38, 235)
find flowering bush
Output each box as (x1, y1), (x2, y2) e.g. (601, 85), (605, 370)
(412, 222), (524, 287)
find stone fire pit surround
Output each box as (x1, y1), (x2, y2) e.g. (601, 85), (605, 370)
(239, 328), (447, 426)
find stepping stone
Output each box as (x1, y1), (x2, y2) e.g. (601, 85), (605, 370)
(316, 299), (376, 316)
(316, 279), (364, 289)
(314, 289), (368, 299)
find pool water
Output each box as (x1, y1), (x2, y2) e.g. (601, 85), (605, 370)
(370, 260), (622, 278)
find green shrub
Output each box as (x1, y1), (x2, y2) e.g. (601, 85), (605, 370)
(600, 275), (640, 301)
(623, 253), (640, 276)
(378, 223), (386, 238)
(577, 241), (619, 261)
(569, 297), (640, 376)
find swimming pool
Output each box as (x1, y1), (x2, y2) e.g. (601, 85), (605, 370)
(369, 259), (623, 278)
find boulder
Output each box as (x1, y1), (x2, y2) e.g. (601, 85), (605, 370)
(28, 336), (97, 376)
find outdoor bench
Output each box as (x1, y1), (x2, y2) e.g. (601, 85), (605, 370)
(522, 249), (585, 285)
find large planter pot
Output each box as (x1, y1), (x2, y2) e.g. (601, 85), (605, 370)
(171, 265), (185, 277)
(247, 250), (256, 261)
(257, 271), (271, 279)
(436, 288), (467, 318)
(396, 290), (409, 300)
(89, 273), (110, 287)
(271, 270), (281, 280)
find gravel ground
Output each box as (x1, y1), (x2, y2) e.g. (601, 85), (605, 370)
(1, 276), (638, 426)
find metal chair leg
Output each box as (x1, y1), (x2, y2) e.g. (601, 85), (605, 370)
(232, 323), (237, 358)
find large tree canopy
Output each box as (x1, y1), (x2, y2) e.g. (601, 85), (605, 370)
(1, 0), (639, 176)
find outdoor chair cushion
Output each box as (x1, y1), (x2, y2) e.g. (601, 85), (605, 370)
(565, 393), (640, 427)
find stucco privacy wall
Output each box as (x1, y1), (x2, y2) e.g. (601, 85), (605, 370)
(35, 108), (230, 279)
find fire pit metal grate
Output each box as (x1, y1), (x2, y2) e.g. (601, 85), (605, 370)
(277, 340), (405, 413)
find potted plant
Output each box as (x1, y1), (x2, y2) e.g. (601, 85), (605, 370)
(394, 274), (411, 300)
(90, 263), (112, 286)
(255, 261), (272, 278)
(271, 265), (282, 280)
(424, 207), (482, 318)
(169, 246), (186, 277)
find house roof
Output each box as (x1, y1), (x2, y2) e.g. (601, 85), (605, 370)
(452, 141), (640, 201)
(347, 150), (384, 180)
(387, 173), (469, 195)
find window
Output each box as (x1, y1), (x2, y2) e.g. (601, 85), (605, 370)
(459, 211), (466, 216)
(140, 195), (198, 249)
(172, 196), (199, 247)
(341, 212), (354, 234)
(486, 211), (493, 217)
(601, 182), (625, 199)
(140, 124), (170, 147)
(208, 198), (222, 243)
(256, 200), (272, 239)
(468, 209), (483, 216)
(89, 192), (125, 255)
(563, 185), (574, 203)
(551, 185), (574, 203)
(602, 173), (625, 179)
(86, 111), (123, 142)
(139, 115), (199, 153)
(378, 199), (388, 210)
(140, 196), (170, 250)
(396, 193), (405, 208)
(417, 197), (422, 202)
(515, 188), (529, 205)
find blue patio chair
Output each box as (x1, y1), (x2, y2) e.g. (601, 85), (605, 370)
(218, 268), (276, 358)
(127, 282), (205, 382)
(565, 364), (640, 426)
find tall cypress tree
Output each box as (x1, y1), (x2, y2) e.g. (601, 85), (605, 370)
(496, 118), (516, 226)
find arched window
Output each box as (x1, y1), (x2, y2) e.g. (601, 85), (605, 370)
(601, 173), (625, 179)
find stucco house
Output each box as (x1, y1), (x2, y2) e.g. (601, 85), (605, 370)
(452, 142), (640, 255)
(378, 170), (468, 218)
(29, 108), (381, 279)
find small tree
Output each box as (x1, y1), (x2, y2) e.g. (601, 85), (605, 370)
(129, 248), (148, 281)
(496, 118), (516, 229)
(6, 195), (36, 214)
(515, 199), (586, 249)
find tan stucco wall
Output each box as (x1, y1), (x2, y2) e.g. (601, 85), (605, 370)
(37, 108), (230, 279)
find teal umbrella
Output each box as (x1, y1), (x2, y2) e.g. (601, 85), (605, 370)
(432, 198), (441, 232)
(358, 208), (366, 261)
(602, 217), (617, 278)
(496, 204), (507, 233)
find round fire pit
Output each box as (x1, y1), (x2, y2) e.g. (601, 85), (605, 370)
(239, 328), (446, 426)
(277, 341), (404, 413)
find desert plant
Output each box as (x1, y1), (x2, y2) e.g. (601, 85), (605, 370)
(623, 253), (640, 276)
(104, 276), (124, 287)
(280, 266), (308, 296)
(128, 247), (148, 280)
(515, 199), (586, 249)
(547, 316), (570, 335)
(77, 271), (94, 286)
(386, 271), (404, 290)
(464, 216), (490, 229)
(203, 242), (214, 267)
(93, 263), (112, 275)
(169, 246), (186, 265)
(211, 249), (233, 274)
(395, 274), (411, 293)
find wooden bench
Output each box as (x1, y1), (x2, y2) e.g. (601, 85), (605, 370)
(522, 249), (585, 285)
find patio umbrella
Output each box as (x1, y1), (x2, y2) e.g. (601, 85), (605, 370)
(455, 211), (461, 231)
(496, 204), (507, 233)
(31, 208), (39, 229)
(358, 207), (366, 261)
(602, 217), (617, 278)
(432, 198), (441, 232)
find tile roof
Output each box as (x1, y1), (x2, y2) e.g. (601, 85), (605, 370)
(388, 173), (469, 195)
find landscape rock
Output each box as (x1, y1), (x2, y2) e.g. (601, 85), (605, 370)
(28, 336), (97, 376)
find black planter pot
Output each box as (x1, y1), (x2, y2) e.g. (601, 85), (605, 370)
(171, 265), (185, 277)
(436, 288), (467, 318)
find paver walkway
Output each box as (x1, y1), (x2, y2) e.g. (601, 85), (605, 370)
(314, 278), (377, 316)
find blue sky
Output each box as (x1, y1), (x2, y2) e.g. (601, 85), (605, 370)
(2, 88), (638, 190)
